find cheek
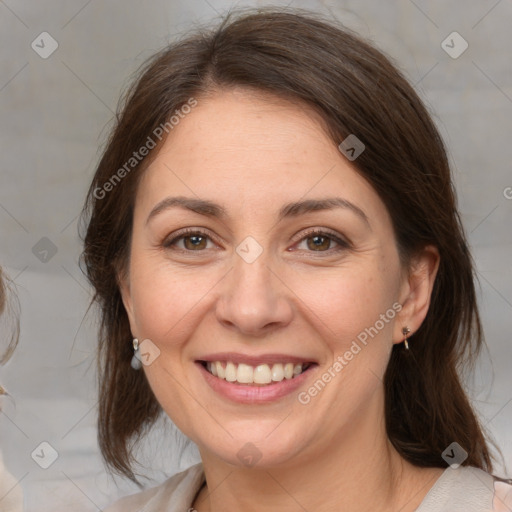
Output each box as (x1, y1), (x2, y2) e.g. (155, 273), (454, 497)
(292, 263), (397, 347)
(128, 257), (221, 346)
(296, 266), (398, 412)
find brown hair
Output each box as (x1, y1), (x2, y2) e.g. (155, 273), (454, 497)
(80, 7), (510, 483)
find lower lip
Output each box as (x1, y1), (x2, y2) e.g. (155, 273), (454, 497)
(196, 362), (316, 404)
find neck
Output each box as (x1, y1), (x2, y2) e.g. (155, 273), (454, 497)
(193, 388), (437, 512)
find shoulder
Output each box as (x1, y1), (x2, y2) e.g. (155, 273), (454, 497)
(417, 465), (512, 512)
(0, 458), (23, 512)
(493, 478), (512, 512)
(103, 463), (205, 512)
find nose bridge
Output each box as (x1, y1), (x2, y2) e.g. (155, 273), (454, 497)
(235, 255), (271, 297)
(216, 236), (292, 334)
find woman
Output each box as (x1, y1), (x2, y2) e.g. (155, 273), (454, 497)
(0, 266), (23, 512)
(80, 8), (512, 512)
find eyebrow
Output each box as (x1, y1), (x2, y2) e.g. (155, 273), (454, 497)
(146, 196), (371, 229)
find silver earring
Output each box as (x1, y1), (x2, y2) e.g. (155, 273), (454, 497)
(131, 338), (142, 370)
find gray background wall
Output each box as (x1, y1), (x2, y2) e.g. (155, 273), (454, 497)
(0, 0), (511, 510)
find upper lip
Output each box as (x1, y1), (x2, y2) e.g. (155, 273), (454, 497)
(196, 352), (317, 366)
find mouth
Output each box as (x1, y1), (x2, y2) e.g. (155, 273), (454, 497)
(198, 360), (315, 386)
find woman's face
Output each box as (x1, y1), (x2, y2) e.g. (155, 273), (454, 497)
(120, 89), (420, 468)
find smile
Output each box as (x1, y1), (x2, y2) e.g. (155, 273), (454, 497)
(196, 356), (318, 403)
(201, 361), (313, 385)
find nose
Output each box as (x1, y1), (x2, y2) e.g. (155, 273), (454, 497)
(215, 248), (294, 337)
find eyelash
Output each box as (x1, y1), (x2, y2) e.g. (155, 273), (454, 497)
(162, 227), (350, 255)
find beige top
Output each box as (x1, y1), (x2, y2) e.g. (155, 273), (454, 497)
(104, 463), (512, 512)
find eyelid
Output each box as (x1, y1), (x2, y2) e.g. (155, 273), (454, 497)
(163, 226), (350, 254)
(162, 227), (220, 248)
(290, 227), (349, 247)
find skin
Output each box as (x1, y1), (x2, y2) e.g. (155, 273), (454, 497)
(120, 88), (443, 512)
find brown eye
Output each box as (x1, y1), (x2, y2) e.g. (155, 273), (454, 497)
(182, 234), (208, 250)
(306, 234), (332, 251)
(163, 229), (214, 251)
(294, 229), (349, 254)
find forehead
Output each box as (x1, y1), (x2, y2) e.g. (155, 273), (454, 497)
(153, 89), (335, 174)
(135, 89), (389, 227)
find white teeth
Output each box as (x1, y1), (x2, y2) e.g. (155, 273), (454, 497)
(215, 361), (225, 379)
(225, 362), (237, 382)
(271, 363), (284, 382)
(253, 364), (272, 384)
(236, 363), (253, 384)
(204, 361), (307, 384)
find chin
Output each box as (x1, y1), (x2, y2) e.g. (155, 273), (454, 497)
(197, 427), (310, 470)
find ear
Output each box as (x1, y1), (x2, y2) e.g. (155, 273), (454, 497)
(117, 269), (137, 334)
(393, 244), (440, 344)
